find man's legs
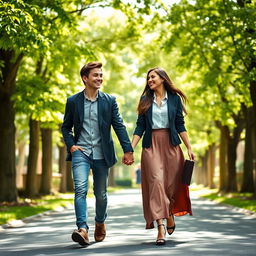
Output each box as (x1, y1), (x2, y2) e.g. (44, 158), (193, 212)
(92, 159), (109, 241)
(71, 150), (91, 245)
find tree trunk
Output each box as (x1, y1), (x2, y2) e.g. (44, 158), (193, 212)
(66, 161), (73, 192)
(253, 116), (256, 198)
(241, 107), (255, 192)
(249, 81), (256, 197)
(195, 156), (206, 185)
(207, 144), (216, 189)
(59, 141), (67, 193)
(0, 90), (17, 202)
(16, 142), (26, 189)
(227, 110), (245, 192)
(202, 152), (208, 187)
(194, 156), (202, 185)
(0, 50), (23, 202)
(108, 166), (116, 187)
(25, 118), (40, 197)
(226, 136), (238, 192)
(219, 125), (229, 192)
(236, 0), (256, 196)
(250, 80), (256, 156)
(40, 128), (53, 195)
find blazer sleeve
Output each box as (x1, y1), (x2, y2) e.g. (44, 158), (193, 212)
(61, 98), (75, 152)
(175, 96), (186, 133)
(111, 97), (133, 153)
(133, 113), (146, 137)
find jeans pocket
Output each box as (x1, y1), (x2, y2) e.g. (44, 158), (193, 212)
(71, 149), (80, 154)
(71, 150), (83, 167)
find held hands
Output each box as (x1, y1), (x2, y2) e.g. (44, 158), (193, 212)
(70, 145), (84, 153)
(122, 152), (134, 165)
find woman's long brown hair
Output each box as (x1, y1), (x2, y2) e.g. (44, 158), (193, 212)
(137, 67), (188, 115)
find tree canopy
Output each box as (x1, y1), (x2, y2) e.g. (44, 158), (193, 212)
(0, 0), (255, 201)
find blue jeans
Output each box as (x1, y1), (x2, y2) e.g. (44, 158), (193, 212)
(71, 150), (109, 230)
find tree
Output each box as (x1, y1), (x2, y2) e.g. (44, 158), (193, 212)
(0, 0), (47, 201)
(158, 0), (255, 192)
(0, 0), (114, 200)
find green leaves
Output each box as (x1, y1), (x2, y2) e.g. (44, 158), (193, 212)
(3, 0), (253, 160)
(161, 0), (254, 122)
(0, 0), (48, 52)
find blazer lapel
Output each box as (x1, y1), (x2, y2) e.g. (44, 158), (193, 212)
(167, 92), (175, 122)
(98, 91), (105, 126)
(77, 91), (84, 123)
(146, 104), (153, 126)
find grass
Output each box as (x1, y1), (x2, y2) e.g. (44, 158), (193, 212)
(190, 184), (256, 213)
(0, 193), (74, 225)
(1, 185), (255, 226)
(0, 186), (127, 226)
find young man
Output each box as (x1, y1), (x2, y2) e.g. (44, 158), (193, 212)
(61, 61), (134, 245)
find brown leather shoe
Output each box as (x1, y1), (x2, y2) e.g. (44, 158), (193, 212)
(94, 223), (106, 242)
(71, 228), (90, 245)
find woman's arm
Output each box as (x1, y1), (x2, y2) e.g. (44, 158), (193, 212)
(131, 134), (141, 149)
(132, 112), (146, 149)
(179, 131), (195, 160)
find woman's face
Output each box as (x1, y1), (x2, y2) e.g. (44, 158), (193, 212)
(147, 71), (164, 91)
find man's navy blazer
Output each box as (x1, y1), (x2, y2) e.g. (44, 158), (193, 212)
(61, 90), (133, 168)
(133, 92), (186, 148)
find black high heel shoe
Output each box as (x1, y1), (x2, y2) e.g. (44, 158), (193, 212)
(156, 224), (166, 246)
(167, 215), (176, 235)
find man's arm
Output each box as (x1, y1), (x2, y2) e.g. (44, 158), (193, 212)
(110, 97), (134, 164)
(61, 98), (75, 152)
(111, 97), (133, 153)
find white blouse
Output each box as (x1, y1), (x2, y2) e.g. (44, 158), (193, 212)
(152, 92), (169, 129)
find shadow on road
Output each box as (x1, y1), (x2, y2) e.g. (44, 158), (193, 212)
(0, 189), (255, 256)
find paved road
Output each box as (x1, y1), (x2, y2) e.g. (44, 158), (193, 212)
(0, 189), (255, 256)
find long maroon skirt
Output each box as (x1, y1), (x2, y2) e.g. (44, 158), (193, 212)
(141, 129), (192, 229)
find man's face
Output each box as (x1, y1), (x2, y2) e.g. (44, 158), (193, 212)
(82, 68), (103, 90)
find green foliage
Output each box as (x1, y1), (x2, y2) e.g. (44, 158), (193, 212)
(8, 1), (159, 163)
(0, 194), (74, 225)
(115, 178), (133, 187)
(0, 0), (47, 52)
(162, 0), (255, 111)
(15, 114), (29, 145)
(141, 0), (256, 158)
(14, 75), (65, 125)
(0, 186), (123, 225)
(202, 192), (256, 213)
(74, 9), (145, 161)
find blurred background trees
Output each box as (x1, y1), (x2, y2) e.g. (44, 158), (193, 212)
(0, 0), (255, 202)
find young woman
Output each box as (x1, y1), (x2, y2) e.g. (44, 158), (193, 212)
(131, 67), (195, 245)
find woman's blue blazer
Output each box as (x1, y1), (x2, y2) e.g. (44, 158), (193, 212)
(133, 92), (186, 148)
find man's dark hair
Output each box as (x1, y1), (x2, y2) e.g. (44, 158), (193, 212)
(80, 61), (102, 78)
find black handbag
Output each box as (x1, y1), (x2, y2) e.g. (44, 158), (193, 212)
(182, 160), (194, 185)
